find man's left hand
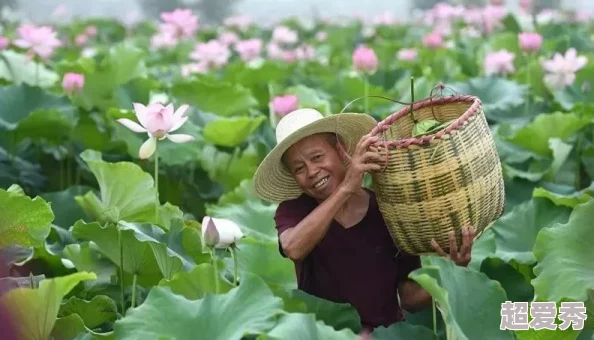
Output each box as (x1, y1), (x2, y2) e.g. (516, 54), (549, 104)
(430, 226), (475, 267)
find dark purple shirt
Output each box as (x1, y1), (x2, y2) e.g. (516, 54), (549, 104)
(274, 188), (421, 329)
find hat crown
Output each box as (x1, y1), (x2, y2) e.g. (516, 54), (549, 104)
(275, 108), (324, 144)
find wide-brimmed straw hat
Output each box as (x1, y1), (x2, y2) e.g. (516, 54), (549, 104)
(253, 108), (378, 203)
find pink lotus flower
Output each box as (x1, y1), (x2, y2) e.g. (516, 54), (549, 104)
(266, 43), (285, 60)
(294, 44), (315, 61)
(518, 32), (543, 52)
(13, 24), (62, 60)
(398, 48), (417, 62)
(151, 30), (178, 49)
(75, 34), (87, 46)
(490, 0), (505, 4)
(270, 95), (299, 117)
(219, 31), (239, 46)
(160, 9), (199, 38)
(272, 26), (298, 45)
(117, 103), (195, 159)
(422, 31), (444, 49)
(482, 5), (507, 34)
(85, 26), (98, 37)
(484, 50), (516, 76)
(235, 39), (263, 61)
(190, 40), (230, 69)
(352, 45), (378, 74)
(541, 48), (588, 89)
(62, 72), (84, 93)
(0, 36), (8, 50)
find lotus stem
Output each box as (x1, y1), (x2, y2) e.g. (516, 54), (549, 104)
(212, 250), (220, 294)
(525, 54), (531, 117)
(154, 145), (159, 223)
(363, 74), (369, 114)
(410, 76), (416, 123)
(131, 274), (137, 309)
(432, 298), (437, 335)
(118, 226), (125, 314)
(231, 247), (238, 286)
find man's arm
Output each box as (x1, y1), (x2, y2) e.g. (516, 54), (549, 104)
(279, 185), (353, 261)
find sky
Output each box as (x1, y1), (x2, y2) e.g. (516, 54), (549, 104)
(8, 0), (593, 24)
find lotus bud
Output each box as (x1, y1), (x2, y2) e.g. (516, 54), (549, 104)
(201, 216), (244, 249)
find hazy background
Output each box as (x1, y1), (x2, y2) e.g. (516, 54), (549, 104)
(1, 0), (592, 25)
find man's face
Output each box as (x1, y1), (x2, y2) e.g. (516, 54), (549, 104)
(283, 133), (347, 201)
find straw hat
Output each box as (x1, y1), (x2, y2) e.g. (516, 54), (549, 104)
(253, 108), (378, 203)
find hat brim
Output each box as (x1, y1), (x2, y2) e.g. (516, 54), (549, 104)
(253, 113), (378, 203)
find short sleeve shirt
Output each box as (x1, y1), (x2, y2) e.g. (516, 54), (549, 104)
(273, 188), (421, 329)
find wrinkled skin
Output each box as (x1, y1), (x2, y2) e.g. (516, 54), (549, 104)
(282, 133), (347, 202)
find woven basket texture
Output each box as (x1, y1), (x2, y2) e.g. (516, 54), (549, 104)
(369, 95), (505, 255)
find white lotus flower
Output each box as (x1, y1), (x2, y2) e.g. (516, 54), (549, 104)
(201, 216), (244, 249)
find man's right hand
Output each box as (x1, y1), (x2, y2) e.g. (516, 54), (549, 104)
(338, 134), (386, 195)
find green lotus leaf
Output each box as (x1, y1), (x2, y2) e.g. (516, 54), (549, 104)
(532, 199), (594, 306)
(158, 263), (234, 300)
(0, 188), (54, 248)
(57, 295), (118, 329)
(0, 271), (97, 340)
(203, 115), (266, 148)
(409, 256), (515, 340)
(113, 273), (285, 340)
(171, 77), (259, 116)
(488, 197), (572, 265)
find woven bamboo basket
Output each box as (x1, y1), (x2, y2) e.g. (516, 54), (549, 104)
(369, 94), (505, 255)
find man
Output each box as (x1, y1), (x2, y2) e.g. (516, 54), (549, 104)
(253, 108), (474, 331)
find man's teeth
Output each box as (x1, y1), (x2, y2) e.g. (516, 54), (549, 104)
(315, 177), (328, 188)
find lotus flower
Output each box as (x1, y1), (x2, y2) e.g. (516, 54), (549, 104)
(484, 50), (516, 76)
(117, 103), (195, 159)
(0, 36), (8, 50)
(85, 25), (98, 37)
(75, 34), (87, 46)
(352, 45), (378, 74)
(235, 38), (263, 62)
(202, 216), (244, 248)
(160, 9), (199, 38)
(541, 48), (588, 89)
(422, 31), (444, 49)
(270, 95), (299, 117)
(219, 31), (239, 46)
(398, 48), (417, 62)
(272, 26), (298, 45)
(189, 40), (231, 69)
(62, 72), (84, 93)
(13, 23), (62, 60)
(518, 32), (543, 52)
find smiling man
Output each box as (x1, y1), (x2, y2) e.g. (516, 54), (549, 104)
(253, 108), (475, 331)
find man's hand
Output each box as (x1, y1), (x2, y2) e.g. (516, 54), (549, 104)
(430, 226), (475, 267)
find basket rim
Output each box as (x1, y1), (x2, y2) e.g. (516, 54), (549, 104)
(369, 94), (483, 148)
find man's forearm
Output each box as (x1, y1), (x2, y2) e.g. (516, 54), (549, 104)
(279, 186), (353, 261)
(398, 279), (432, 313)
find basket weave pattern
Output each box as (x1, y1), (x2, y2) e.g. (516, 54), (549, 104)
(369, 95), (505, 255)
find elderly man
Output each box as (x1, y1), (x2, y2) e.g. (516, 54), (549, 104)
(253, 108), (474, 331)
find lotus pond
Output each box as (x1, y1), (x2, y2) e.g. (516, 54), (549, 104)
(0, 3), (593, 340)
